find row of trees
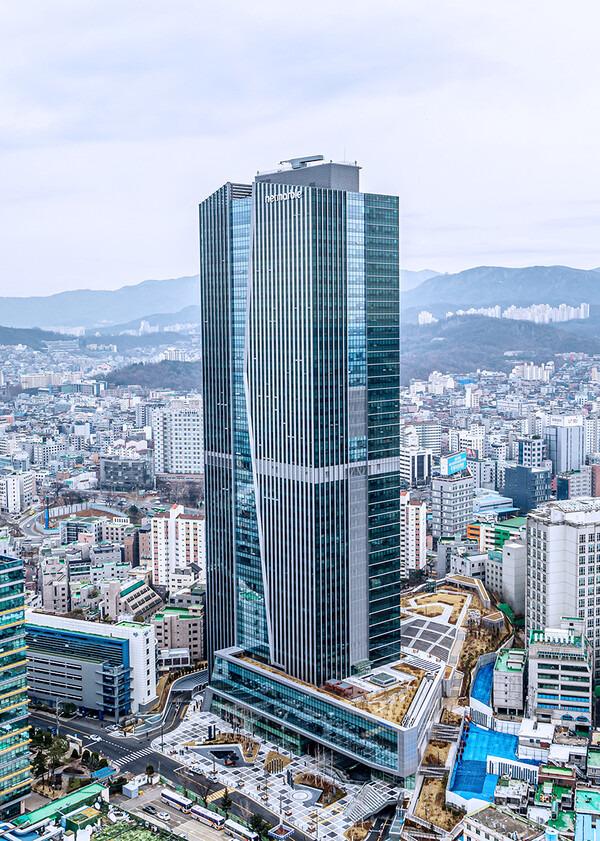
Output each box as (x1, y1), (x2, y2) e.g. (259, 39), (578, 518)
(30, 727), (109, 790)
(30, 728), (69, 787)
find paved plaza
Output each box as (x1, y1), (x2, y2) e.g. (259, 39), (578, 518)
(151, 705), (402, 838)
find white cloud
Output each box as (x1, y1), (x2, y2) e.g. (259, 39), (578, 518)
(0, 0), (599, 293)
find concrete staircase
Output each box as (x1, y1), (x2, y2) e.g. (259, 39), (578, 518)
(421, 766), (447, 779)
(343, 781), (399, 823)
(429, 723), (460, 741)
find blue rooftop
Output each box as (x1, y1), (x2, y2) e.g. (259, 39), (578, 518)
(576, 813), (600, 841)
(450, 722), (537, 804)
(471, 663), (494, 706)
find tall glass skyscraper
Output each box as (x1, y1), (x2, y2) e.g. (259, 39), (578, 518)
(0, 555), (30, 817)
(200, 158), (401, 688)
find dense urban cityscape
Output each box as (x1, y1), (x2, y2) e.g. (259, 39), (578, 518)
(1, 2), (599, 840)
(0, 154), (598, 841)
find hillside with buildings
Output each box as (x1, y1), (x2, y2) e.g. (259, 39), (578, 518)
(401, 315), (600, 382)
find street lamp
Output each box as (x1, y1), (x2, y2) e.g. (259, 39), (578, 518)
(55, 698), (66, 737)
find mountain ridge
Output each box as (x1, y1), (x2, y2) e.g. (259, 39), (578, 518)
(3, 265), (600, 330)
(402, 265), (600, 312)
(0, 275), (199, 329)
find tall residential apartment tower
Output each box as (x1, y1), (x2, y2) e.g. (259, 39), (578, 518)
(200, 158), (401, 687)
(152, 399), (203, 476)
(526, 498), (600, 679)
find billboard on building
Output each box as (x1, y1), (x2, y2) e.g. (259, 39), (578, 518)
(549, 415), (583, 427)
(440, 452), (467, 476)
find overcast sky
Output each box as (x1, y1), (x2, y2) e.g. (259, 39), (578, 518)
(1, 1), (599, 296)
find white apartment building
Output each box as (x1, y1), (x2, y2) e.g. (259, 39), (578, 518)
(585, 415), (600, 455)
(152, 399), (203, 475)
(527, 619), (592, 732)
(0, 471), (35, 514)
(510, 361), (554, 381)
(431, 470), (474, 541)
(517, 436), (545, 468)
(159, 347), (188, 362)
(29, 440), (67, 466)
(465, 386), (480, 410)
(151, 504), (205, 588)
(449, 423), (486, 459)
(400, 421), (442, 456)
(398, 445), (432, 488)
(400, 491), (426, 574)
(526, 498), (600, 679)
(467, 458), (497, 490)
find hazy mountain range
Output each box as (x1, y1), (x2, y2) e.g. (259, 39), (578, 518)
(401, 265), (600, 320)
(0, 270), (432, 330)
(1, 265), (600, 331)
(0, 275), (199, 329)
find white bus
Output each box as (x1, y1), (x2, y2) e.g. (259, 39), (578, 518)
(224, 819), (259, 840)
(190, 803), (225, 830)
(160, 789), (193, 813)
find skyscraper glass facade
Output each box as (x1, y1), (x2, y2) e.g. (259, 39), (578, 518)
(0, 556), (30, 817)
(200, 164), (401, 687)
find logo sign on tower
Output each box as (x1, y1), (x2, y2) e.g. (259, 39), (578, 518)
(265, 189), (303, 203)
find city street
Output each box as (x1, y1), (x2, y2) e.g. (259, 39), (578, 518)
(30, 709), (176, 778)
(29, 708), (313, 839)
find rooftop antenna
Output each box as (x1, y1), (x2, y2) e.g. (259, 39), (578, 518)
(279, 154), (324, 170)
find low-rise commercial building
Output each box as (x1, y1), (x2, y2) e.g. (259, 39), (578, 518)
(59, 516), (103, 545)
(152, 606), (203, 664)
(26, 610), (157, 718)
(103, 578), (163, 621)
(208, 646), (443, 782)
(99, 454), (154, 491)
(556, 466), (593, 500)
(493, 648), (526, 717)
(462, 804), (544, 841)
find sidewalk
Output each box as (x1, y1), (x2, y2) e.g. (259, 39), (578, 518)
(152, 705), (402, 838)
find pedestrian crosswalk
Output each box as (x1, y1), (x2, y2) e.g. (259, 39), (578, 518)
(111, 746), (155, 772)
(206, 787), (226, 803)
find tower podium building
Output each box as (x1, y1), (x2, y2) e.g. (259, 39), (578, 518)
(199, 160), (439, 781)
